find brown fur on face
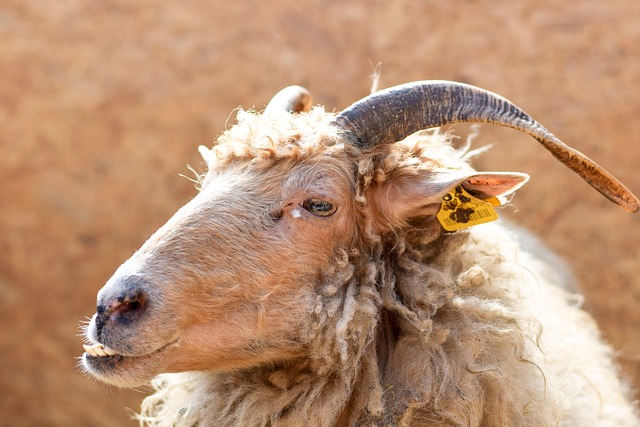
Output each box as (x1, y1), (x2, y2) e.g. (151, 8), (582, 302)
(82, 108), (369, 387)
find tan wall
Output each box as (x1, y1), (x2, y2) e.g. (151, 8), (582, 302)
(1, 1), (638, 425)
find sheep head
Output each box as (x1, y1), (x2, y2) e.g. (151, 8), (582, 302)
(81, 82), (638, 388)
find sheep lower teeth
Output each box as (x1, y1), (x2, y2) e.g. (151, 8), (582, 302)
(83, 343), (117, 357)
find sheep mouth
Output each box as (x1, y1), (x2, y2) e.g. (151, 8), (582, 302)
(82, 340), (176, 361)
(82, 340), (177, 386)
(83, 342), (119, 357)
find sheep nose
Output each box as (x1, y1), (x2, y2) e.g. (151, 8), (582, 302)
(95, 280), (149, 337)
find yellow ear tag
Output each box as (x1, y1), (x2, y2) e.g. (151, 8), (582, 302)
(437, 185), (499, 231)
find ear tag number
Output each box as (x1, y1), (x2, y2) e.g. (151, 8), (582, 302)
(437, 185), (499, 231)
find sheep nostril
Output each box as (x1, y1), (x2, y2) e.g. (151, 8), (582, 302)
(95, 286), (149, 337)
(108, 290), (148, 328)
(114, 291), (147, 316)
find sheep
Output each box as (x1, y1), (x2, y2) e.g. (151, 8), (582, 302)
(81, 81), (640, 426)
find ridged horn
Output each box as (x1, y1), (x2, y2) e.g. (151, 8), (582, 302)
(265, 85), (313, 114)
(333, 80), (639, 213)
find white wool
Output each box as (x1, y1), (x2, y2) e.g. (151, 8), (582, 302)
(131, 109), (638, 426)
(138, 221), (639, 426)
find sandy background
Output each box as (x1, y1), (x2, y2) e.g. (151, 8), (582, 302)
(1, 0), (638, 425)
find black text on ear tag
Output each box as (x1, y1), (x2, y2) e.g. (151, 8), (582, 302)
(437, 185), (499, 232)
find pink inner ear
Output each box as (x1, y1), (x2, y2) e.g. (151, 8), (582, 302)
(462, 173), (529, 199)
(366, 171), (528, 234)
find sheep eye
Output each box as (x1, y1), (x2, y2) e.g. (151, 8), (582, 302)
(302, 198), (337, 217)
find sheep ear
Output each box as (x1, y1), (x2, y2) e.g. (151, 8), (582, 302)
(367, 170), (529, 233)
(460, 172), (529, 199)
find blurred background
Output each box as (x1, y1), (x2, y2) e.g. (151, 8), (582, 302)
(1, 0), (638, 425)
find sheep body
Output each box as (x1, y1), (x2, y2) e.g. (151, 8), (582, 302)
(132, 110), (637, 426)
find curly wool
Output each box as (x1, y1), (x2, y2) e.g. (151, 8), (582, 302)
(137, 111), (638, 426)
(138, 225), (638, 426)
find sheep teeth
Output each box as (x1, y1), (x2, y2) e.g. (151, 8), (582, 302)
(83, 343), (117, 357)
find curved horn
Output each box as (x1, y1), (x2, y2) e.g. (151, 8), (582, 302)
(333, 80), (639, 213)
(265, 85), (313, 114)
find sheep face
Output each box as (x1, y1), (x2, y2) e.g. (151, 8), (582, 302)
(82, 140), (359, 387)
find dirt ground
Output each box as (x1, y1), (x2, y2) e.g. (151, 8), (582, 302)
(1, 0), (638, 425)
